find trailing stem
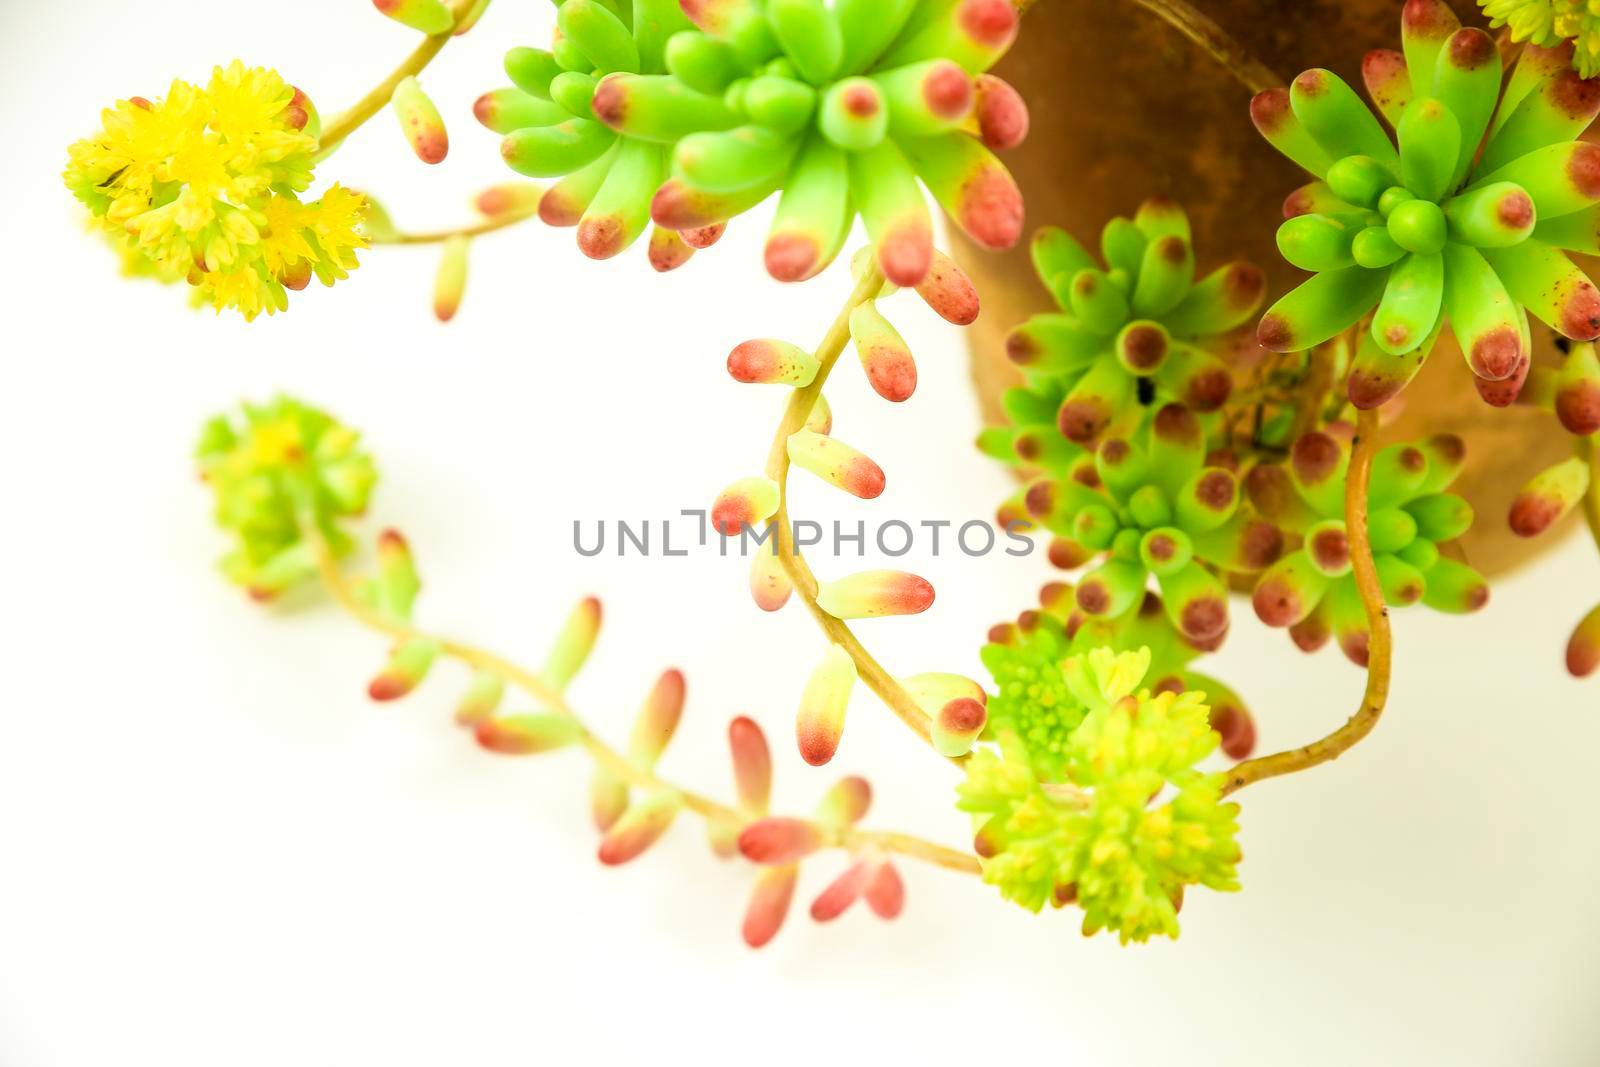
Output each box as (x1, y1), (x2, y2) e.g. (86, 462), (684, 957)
(762, 265), (968, 765)
(367, 205), (543, 245)
(1221, 407), (1394, 796)
(305, 527), (980, 874)
(1125, 0), (1286, 94)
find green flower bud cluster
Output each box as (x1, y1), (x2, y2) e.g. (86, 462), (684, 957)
(980, 625), (1089, 784)
(1481, 2), (1600, 79)
(1249, 429), (1488, 665)
(483, 0), (1028, 281)
(197, 396), (376, 600)
(992, 199), (1266, 455)
(958, 648), (1242, 943)
(1252, 1), (1600, 410)
(1021, 403), (1284, 648)
(990, 586), (1259, 772)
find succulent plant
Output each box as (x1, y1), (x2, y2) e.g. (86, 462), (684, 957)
(482, 0), (1028, 279)
(1022, 403), (1284, 647)
(1249, 429), (1488, 664)
(68, 0), (1600, 964)
(1252, 1), (1600, 409)
(998, 199), (1266, 448)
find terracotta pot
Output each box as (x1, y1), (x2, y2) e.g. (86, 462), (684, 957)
(957, 0), (1576, 575)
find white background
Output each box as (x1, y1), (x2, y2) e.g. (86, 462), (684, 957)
(4, 2), (1599, 1064)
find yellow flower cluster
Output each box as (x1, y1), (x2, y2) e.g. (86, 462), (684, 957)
(1552, 0), (1600, 74)
(1483, 1), (1600, 77)
(959, 649), (1242, 941)
(64, 62), (368, 320)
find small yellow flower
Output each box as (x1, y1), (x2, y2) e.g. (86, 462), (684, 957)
(246, 414), (306, 468)
(303, 184), (369, 284)
(64, 62), (367, 321)
(258, 195), (318, 279)
(206, 62), (297, 146)
(201, 263), (286, 321)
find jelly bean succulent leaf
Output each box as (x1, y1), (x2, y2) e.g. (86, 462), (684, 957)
(959, 648), (1243, 943)
(1533, 338), (1600, 436)
(64, 62), (368, 320)
(1252, 1), (1600, 410)
(1509, 446), (1596, 537)
(197, 396), (377, 599)
(1001, 198), (1266, 448)
(486, 0), (1028, 279)
(1249, 429), (1488, 665)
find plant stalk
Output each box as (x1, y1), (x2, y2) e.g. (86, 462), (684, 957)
(762, 265), (965, 764)
(1221, 406), (1394, 795)
(1126, 0), (1286, 94)
(368, 205), (542, 245)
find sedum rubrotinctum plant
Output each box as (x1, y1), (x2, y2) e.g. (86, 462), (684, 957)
(489, 0), (1026, 280)
(67, 0), (1600, 947)
(1250, 1), (1600, 408)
